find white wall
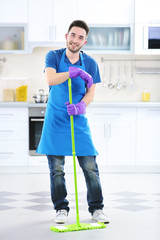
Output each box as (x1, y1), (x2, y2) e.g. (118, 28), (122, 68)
(0, 47), (160, 102)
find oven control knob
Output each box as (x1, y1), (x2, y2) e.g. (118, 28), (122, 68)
(41, 110), (45, 115)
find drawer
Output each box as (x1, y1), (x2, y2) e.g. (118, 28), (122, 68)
(0, 142), (28, 166)
(0, 122), (28, 140)
(87, 107), (136, 122)
(0, 108), (28, 122)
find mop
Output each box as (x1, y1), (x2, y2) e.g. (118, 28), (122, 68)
(50, 78), (106, 232)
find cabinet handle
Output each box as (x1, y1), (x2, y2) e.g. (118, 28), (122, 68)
(0, 152), (14, 155)
(148, 109), (160, 112)
(94, 113), (120, 116)
(53, 25), (56, 40)
(0, 130), (14, 133)
(104, 123), (106, 138)
(49, 25), (51, 39)
(30, 118), (44, 122)
(108, 124), (111, 139)
(0, 114), (14, 116)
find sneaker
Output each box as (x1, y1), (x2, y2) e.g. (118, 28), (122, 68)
(54, 209), (68, 224)
(92, 209), (109, 224)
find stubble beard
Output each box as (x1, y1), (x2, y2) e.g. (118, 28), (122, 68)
(67, 42), (83, 54)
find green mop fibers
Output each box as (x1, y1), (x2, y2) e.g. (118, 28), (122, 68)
(50, 223), (106, 233)
(50, 78), (107, 232)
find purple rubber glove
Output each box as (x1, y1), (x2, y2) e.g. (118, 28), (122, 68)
(69, 67), (93, 89)
(65, 101), (86, 115)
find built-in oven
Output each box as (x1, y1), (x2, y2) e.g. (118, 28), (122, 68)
(29, 107), (46, 156)
(144, 25), (160, 49)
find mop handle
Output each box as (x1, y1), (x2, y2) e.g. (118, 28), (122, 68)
(68, 78), (80, 227)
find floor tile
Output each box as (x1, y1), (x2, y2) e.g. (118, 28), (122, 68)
(0, 205), (16, 211)
(113, 197), (149, 204)
(115, 204), (152, 211)
(27, 191), (50, 197)
(25, 198), (51, 204)
(112, 191), (145, 197)
(23, 204), (53, 212)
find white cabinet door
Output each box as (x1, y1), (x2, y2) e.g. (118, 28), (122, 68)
(28, 0), (52, 41)
(107, 121), (136, 165)
(87, 107), (136, 166)
(89, 121), (107, 166)
(137, 108), (160, 165)
(0, 108), (28, 166)
(53, 0), (76, 41)
(77, 0), (134, 24)
(28, 0), (75, 42)
(135, 0), (160, 24)
(0, 0), (28, 23)
(0, 142), (28, 166)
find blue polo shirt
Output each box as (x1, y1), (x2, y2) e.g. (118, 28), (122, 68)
(45, 48), (101, 84)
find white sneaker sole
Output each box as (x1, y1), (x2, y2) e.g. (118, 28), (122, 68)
(92, 217), (110, 224)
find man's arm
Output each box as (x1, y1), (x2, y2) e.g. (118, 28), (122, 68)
(45, 67), (69, 86)
(81, 84), (96, 106)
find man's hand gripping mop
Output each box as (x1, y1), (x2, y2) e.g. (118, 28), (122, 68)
(50, 78), (107, 232)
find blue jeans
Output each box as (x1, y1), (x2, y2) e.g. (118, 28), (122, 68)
(47, 155), (104, 214)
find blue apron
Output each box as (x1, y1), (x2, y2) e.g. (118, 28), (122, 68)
(37, 49), (98, 156)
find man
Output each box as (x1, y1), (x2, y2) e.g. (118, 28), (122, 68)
(37, 20), (109, 224)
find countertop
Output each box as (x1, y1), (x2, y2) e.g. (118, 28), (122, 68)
(0, 101), (160, 108)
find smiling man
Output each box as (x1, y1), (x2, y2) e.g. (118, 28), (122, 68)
(37, 20), (109, 225)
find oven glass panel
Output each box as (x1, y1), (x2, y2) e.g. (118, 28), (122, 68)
(148, 27), (160, 49)
(29, 117), (44, 151)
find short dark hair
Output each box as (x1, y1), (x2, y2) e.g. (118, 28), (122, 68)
(67, 20), (89, 36)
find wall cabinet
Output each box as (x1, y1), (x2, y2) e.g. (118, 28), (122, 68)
(28, 0), (52, 41)
(135, 0), (160, 24)
(134, 0), (160, 55)
(1, 0), (160, 54)
(28, 0), (76, 42)
(137, 108), (160, 165)
(0, 0), (28, 23)
(77, 0), (134, 25)
(53, 0), (76, 42)
(0, 108), (28, 166)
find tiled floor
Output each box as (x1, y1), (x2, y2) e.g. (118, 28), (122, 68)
(0, 172), (160, 240)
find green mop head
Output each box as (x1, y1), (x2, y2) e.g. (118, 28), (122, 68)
(50, 222), (106, 233)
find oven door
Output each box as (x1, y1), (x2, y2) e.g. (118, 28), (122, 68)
(29, 117), (44, 156)
(144, 26), (160, 49)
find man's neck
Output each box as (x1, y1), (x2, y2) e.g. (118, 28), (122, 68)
(66, 49), (80, 64)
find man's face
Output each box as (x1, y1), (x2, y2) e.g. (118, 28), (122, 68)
(65, 26), (87, 53)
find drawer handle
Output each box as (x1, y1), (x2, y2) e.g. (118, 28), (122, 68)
(148, 109), (160, 112)
(30, 118), (44, 122)
(0, 114), (14, 116)
(0, 152), (14, 154)
(0, 130), (14, 133)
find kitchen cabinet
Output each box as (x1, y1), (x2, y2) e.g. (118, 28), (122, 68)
(134, 0), (160, 55)
(53, 0), (76, 42)
(137, 108), (160, 165)
(87, 107), (136, 167)
(0, 24), (28, 53)
(0, 0), (28, 23)
(77, 0), (134, 24)
(134, 23), (160, 55)
(28, 0), (134, 49)
(135, 0), (160, 24)
(28, 0), (76, 42)
(28, 0), (52, 41)
(83, 25), (133, 54)
(0, 108), (28, 166)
